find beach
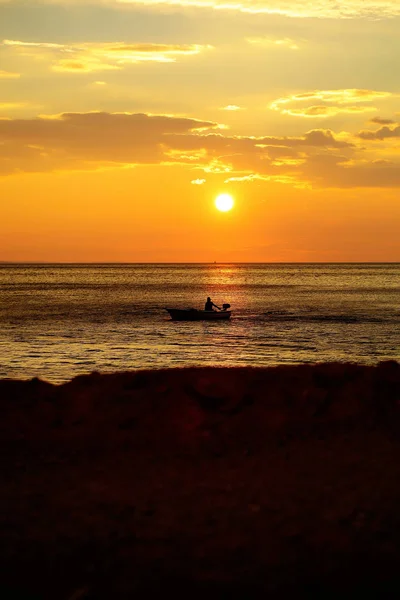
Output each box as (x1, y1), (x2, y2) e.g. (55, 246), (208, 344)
(2, 362), (400, 598)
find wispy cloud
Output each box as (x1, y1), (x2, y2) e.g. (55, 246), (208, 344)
(270, 89), (393, 118)
(220, 105), (243, 111)
(0, 70), (20, 79)
(3, 40), (64, 49)
(224, 173), (270, 183)
(247, 37), (299, 50)
(0, 102), (27, 110)
(191, 178), (206, 184)
(2, 39), (212, 73)
(12, 1), (400, 20)
(123, 0), (400, 19)
(280, 105), (376, 118)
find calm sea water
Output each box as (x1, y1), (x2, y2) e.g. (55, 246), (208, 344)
(0, 264), (399, 383)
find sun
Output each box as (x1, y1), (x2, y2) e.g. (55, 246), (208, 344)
(215, 193), (234, 212)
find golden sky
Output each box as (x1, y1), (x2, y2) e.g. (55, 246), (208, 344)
(1, 0), (399, 261)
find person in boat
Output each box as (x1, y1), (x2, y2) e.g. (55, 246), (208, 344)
(205, 297), (220, 311)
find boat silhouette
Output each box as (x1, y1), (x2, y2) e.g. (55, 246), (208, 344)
(166, 304), (231, 321)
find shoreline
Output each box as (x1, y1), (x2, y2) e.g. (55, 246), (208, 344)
(2, 362), (400, 598)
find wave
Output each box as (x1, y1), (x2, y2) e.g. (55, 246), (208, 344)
(2, 282), (399, 296)
(0, 282), (303, 292)
(261, 311), (394, 324)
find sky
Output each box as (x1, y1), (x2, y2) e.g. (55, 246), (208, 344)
(0, 0), (399, 262)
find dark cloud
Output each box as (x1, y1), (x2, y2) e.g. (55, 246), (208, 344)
(252, 129), (352, 148)
(327, 163), (400, 188)
(0, 112), (218, 171)
(0, 113), (351, 175)
(0, 111), (399, 188)
(301, 153), (400, 188)
(369, 116), (396, 125)
(357, 124), (400, 140)
(300, 129), (352, 148)
(166, 128), (352, 152)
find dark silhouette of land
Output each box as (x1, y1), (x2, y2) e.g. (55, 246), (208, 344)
(1, 362), (400, 598)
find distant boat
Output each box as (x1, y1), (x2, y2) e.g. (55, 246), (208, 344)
(166, 306), (231, 321)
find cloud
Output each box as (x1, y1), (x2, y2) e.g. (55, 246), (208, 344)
(0, 70), (20, 79)
(2, 39), (212, 73)
(280, 105), (376, 118)
(302, 152), (400, 188)
(357, 124), (400, 140)
(129, 0), (400, 19)
(220, 105), (243, 111)
(0, 112), (346, 181)
(7, 1), (400, 19)
(271, 157), (305, 166)
(0, 102), (27, 111)
(0, 111), (218, 173)
(166, 128), (352, 154)
(247, 37), (299, 50)
(224, 173), (309, 188)
(53, 61), (118, 74)
(282, 129), (353, 148)
(3, 40), (64, 49)
(0, 111), (398, 188)
(224, 173), (270, 183)
(161, 127), (352, 178)
(369, 116), (396, 125)
(167, 127), (400, 189)
(270, 89), (393, 118)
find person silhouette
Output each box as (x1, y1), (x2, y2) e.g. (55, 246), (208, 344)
(205, 297), (219, 311)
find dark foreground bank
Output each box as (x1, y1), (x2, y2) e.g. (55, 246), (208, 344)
(1, 362), (400, 599)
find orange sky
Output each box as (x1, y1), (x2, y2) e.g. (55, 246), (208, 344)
(1, 0), (400, 261)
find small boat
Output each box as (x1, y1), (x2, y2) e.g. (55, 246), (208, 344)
(166, 305), (232, 321)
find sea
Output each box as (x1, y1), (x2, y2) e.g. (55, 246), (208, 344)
(0, 263), (399, 383)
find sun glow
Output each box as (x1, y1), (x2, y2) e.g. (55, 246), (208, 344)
(215, 193), (234, 212)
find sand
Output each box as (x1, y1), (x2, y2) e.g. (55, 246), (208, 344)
(1, 362), (400, 599)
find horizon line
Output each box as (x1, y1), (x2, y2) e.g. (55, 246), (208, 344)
(1, 261), (399, 266)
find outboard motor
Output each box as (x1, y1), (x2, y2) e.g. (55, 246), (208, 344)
(222, 303), (231, 311)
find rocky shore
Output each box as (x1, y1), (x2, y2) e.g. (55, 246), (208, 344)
(1, 362), (400, 598)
